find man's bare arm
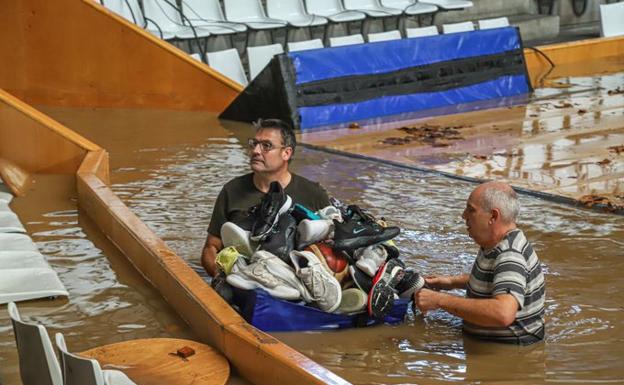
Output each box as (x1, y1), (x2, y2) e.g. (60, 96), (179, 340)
(201, 234), (223, 277)
(425, 273), (470, 290)
(414, 290), (519, 327)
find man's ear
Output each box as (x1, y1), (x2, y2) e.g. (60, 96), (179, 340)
(491, 208), (501, 223)
(282, 147), (293, 161)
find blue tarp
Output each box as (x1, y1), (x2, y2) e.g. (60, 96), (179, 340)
(299, 74), (529, 129)
(238, 288), (409, 332)
(289, 28), (523, 85)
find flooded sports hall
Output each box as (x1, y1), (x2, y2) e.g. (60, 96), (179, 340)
(1, 1), (623, 385)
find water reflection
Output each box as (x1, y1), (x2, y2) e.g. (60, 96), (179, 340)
(109, 139), (623, 384)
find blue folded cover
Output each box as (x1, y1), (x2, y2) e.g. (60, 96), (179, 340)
(299, 74), (529, 129)
(238, 288), (409, 332)
(290, 28), (523, 85)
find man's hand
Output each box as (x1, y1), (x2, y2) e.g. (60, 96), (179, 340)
(414, 288), (443, 314)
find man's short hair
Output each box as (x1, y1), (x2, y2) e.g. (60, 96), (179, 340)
(480, 184), (520, 224)
(253, 118), (296, 155)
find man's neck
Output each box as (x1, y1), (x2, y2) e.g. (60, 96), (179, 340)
(253, 170), (292, 193)
(481, 224), (517, 250)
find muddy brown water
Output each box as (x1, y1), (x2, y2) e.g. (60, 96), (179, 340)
(1, 84), (624, 384)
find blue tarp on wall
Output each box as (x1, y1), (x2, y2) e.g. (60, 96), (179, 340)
(219, 27), (531, 131)
(289, 28), (523, 84)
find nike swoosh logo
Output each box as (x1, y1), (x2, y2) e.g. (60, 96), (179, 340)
(353, 228), (366, 235)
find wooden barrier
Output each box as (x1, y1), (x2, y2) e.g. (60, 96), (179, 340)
(0, 87), (350, 385)
(524, 35), (624, 88)
(0, 0), (241, 112)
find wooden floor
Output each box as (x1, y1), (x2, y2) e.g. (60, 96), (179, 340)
(300, 60), (624, 213)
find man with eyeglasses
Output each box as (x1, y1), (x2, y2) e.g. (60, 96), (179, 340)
(201, 118), (330, 277)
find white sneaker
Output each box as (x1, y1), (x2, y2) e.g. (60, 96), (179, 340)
(252, 250), (312, 301)
(290, 250), (342, 312)
(226, 252), (303, 300)
(355, 244), (388, 277)
(297, 219), (334, 249)
(316, 205), (342, 222)
(221, 222), (256, 256)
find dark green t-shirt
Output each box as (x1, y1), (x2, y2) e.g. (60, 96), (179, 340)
(207, 173), (330, 237)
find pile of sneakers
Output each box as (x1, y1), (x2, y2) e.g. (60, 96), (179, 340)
(215, 181), (425, 319)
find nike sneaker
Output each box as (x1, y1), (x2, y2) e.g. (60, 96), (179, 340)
(250, 181), (293, 242)
(332, 205), (400, 251)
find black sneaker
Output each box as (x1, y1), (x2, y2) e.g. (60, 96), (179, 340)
(367, 259), (405, 319)
(250, 181), (292, 242)
(332, 205), (400, 252)
(395, 268), (425, 299)
(258, 213), (297, 264)
(349, 265), (373, 293)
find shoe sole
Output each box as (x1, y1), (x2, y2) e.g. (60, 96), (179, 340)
(337, 288), (367, 314)
(367, 260), (404, 318)
(221, 222), (255, 256)
(333, 227), (400, 251)
(250, 195), (292, 242)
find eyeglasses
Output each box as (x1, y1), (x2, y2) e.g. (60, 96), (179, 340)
(247, 138), (287, 153)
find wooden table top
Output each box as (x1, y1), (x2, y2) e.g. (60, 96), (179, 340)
(80, 338), (230, 385)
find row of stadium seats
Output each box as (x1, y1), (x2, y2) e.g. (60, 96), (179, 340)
(200, 16), (510, 87)
(98, 0), (473, 59)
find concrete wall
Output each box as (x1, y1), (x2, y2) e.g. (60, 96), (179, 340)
(0, 0), (241, 111)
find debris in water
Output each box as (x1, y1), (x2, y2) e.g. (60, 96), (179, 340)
(608, 145), (624, 155)
(597, 159), (611, 166)
(578, 195), (622, 212)
(554, 102), (574, 109)
(607, 87), (623, 95)
(348, 122), (361, 129)
(379, 124), (466, 147)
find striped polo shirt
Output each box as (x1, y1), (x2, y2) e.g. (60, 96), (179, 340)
(464, 228), (546, 345)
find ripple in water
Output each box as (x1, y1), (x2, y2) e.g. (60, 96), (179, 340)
(110, 140), (624, 385)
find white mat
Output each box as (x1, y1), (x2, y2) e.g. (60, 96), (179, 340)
(0, 268), (69, 304)
(0, 250), (49, 269)
(0, 233), (38, 251)
(0, 211), (26, 233)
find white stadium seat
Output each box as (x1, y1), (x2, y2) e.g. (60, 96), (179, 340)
(206, 48), (249, 86)
(442, 21), (474, 33)
(329, 34), (365, 47)
(247, 43), (285, 79)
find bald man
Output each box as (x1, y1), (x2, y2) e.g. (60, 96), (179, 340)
(414, 182), (546, 345)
